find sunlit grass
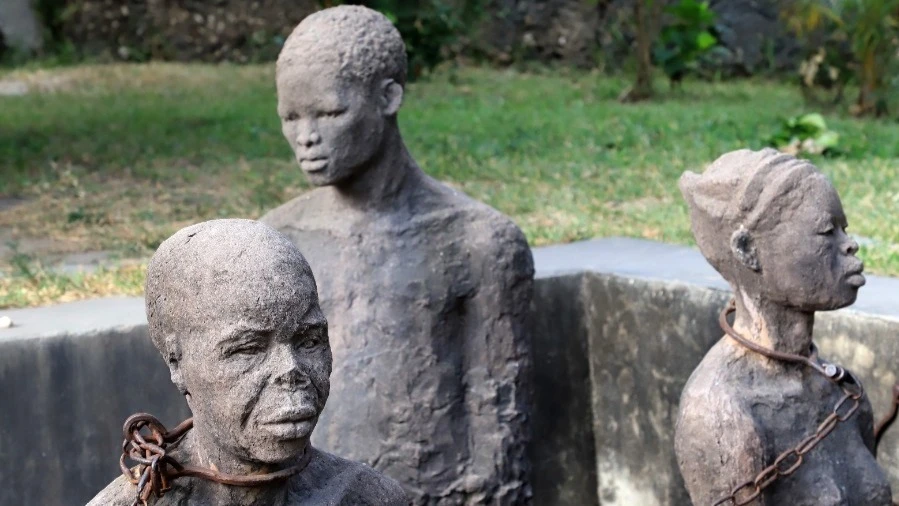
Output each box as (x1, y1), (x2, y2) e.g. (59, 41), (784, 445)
(0, 263), (145, 308)
(2, 63), (899, 308)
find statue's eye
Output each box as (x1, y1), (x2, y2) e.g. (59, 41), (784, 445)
(284, 112), (299, 122)
(321, 108), (346, 118)
(819, 226), (835, 236)
(228, 343), (264, 357)
(300, 336), (320, 349)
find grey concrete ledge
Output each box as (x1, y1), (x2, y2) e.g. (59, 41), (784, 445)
(2, 296), (147, 341)
(7, 237), (899, 333)
(533, 237), (899, 321)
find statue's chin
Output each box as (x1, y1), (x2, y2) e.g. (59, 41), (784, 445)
(248, 437), (311, 466)
(304, 169), (341, 187)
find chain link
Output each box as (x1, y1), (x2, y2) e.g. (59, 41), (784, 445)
(711, 300), (865, 506)
(120, 413), (311, 506)
(712, 388), (862, 506)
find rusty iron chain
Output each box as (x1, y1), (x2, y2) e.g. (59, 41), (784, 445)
(712, 300), (865, 506)
(120, 413), (312, 506)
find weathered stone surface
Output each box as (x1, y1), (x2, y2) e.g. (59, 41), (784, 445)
(0, 304), (189, 506)
(475, 0), (602, 67)
(587, 274), (725, 506)
(529, 274), (598, 506)
(3, 238), (897, 505)
(43, 0), (801, 72)
(708, 0), (801, 74)
(261, 7), (535, 504)
(61, 0), (318, 62)
(476, 0), (801, 73)
(0, 0), (43, 53)
(86, 219), (408, 505)
(675, 149), (892, 505)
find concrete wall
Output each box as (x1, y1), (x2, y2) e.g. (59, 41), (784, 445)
(2, 238), (898, 505)
(0, 299), (189, 506)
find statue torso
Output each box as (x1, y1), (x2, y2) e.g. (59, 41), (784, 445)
(676, 340), (893, 506)
(261, 183), (529, 502)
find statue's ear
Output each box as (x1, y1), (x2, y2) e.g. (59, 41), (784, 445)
(165, 337), (190, 399)
(730, 227), (761, 272)
(380, 79), (403, 117)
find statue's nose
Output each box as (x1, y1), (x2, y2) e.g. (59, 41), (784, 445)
(271, 343), (312, 388)
(297, 128), (321, 148)
(275, 368), (311, 389)
(844, 237), (859, 255)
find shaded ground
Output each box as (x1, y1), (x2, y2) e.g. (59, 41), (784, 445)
(2, 63), (899, 307)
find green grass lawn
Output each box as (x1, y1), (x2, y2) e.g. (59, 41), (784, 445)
(2, 63), (899, 308)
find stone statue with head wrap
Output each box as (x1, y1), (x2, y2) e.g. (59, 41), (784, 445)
(86, 219), (409, 505)
(674, 148), (892, 505)
(260, 5), (535, 505)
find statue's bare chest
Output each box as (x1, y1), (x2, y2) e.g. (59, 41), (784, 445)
(741, 375), (891, 505)
(280, 224), (478, 350)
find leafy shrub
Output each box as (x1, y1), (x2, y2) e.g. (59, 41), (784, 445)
(652, 0), (718, 86)
(766, 113), (841, 156)
(783, 0), (899, 116)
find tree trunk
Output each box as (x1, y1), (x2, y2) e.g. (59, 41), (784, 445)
(853, 50), (888, 117)
(620, 0), (662, 103)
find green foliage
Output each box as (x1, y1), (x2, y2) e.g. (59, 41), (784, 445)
(652, 0), (718, 85)
(766, 113), (841, 156)
(783, 0), (899, 116)
(334, 0), (484, 80)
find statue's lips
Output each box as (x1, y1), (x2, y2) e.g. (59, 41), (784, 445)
(261, 405), (318, 425)
(259, 419), (317, 440)
(259, 407), (318, 439)
(845, 271), (866, 287)
(299, 157), (329, 173)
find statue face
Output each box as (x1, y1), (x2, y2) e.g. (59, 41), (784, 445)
(753, 176), (864, 310)
(176, 275), (331, 464)
(277, 61), (387, 187)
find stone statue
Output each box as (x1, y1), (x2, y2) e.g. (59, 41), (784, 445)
(674, 149), (893, 505)
(87, 219), (409, 506)
(260, 6), (535, 504)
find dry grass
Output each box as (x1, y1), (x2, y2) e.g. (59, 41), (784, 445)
(0, 263), (145, 308)
(0, 62), (271, 95)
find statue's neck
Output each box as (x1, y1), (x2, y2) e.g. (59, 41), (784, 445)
(175, 428), (298, 506)
(731, 289), (815, 357)
(328, 125), (423, 213)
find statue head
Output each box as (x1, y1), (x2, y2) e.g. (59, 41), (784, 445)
(680, 148), (864, 311)
(276, 5), (407, 187)
(145, 219), (331, 465)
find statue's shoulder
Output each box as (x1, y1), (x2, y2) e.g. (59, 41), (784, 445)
(425, 179), (529, 254)
(677, 341), (761, 443)
(295, 448), (410, 506)
(259, 189), (331, 231)
(680, 341), (745, 403)
(85, 475), (139, 506)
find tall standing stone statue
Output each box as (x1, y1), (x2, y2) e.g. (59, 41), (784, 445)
(87, 219), (410, 506)
(674, 149), (893, 505)
(260, 6), (535, 504)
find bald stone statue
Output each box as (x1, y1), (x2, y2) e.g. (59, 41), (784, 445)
(87, 219), (409, 506)
(260, 6), (535, 504)
(674, 149), (892, 505)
